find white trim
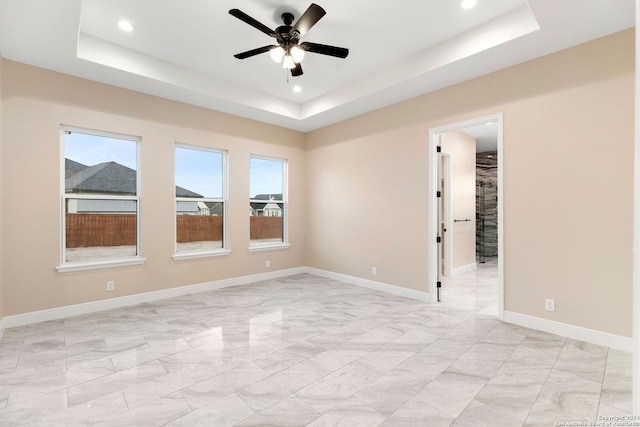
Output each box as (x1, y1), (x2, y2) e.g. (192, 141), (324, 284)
(248, 243), (291, 252)
(172, 249), (231, 260)
(451, 262), (477, 276)
(2, 267), (307, 329)
(2, 266), (632, 356)
(428, 113), (505, 319)
(504, 311), (632, 352)
(56, 257), (146, 273)
(305, 267), (431, 302)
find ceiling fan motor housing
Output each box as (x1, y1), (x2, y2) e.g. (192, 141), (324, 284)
(281, 12), (294, 26)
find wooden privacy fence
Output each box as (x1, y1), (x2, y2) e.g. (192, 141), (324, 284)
(66, 214), (281, 247)
(176, 215), (223, 243)
(66, 214), (136, 248)
(250, 216), (282, 240)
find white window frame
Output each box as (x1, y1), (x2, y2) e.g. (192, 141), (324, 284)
(57, 126), (145, 272)
(249, 155), (290, 252)
(173, 143), (230, 260)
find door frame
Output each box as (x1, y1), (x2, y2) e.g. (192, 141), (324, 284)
(427, 113), (504, 320)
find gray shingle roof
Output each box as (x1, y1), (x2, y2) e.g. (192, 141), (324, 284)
(65, 158), (88, 179)
(66, 161), (136, 195)
(65, 159), (203, 197)
(176, 185), (202, 198)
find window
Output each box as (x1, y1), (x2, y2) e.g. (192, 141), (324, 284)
(249, 156), (288, 250)
(174, 145), (228, 259)
(59, 127), (143, 271)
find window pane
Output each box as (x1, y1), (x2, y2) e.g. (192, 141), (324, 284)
(176, 202), (224, 252)
(175, 147), (223, 198)
(63, 130), (139, 264)
(250, 157), (283, 200)
(65, 199), (137, 262)
(250, 157), (284, 245)
(175, 146), (225, 253)
(65, 132), (137, 195)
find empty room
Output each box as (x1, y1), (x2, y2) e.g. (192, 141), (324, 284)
(0, 0), (637, 426)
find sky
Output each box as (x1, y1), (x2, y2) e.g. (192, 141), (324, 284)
(65, 131), (136, 169)
(175, 146), (222, 198)
(64, 131), (284, 198)
(250, 157), (283, 199)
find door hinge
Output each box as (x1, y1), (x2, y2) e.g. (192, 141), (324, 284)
(437, 281), (442, 289)
(436, 236), (441, 243)
(436, 146), (442, 153)
(436, 191), (441, 198)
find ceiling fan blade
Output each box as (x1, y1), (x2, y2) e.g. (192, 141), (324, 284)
(234, 45), (277, 60)
(300, 42), (349, 58)
(229, 9), (278, 39)
(290, 3), (326, 39)
(291, 63), (303, 77)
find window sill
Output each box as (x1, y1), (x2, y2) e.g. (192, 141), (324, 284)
(56, 257), (146, 273)
(172, 249), (231, 260)
(248, 243), (291, 252)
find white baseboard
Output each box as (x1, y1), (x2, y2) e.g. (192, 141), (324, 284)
(451, 262), (477, 276)
(1, 268), (630, 354)
(503, 310), (632, 352)
(304, 267), (431, 302)
(0, 267), (307, 330)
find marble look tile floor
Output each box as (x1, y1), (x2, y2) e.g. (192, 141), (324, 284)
(0, 260), (632, 426)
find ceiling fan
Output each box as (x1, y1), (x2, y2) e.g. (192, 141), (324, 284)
(229, 3), (349, 77)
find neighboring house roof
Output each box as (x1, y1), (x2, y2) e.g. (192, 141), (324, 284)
(176, 185), (202, 198)
(66, 161), (136, 195)
(251, 194), (283, 201)
(65, 158), (87, 178)
(65, 158), (203, 197)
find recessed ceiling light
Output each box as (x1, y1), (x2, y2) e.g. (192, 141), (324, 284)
(293, 86), (302, 93)
(118, 20), (134, 32)
(461, 0), (477, 10)
(486, 121), (494, 125)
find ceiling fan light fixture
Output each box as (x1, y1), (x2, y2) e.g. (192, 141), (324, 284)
(282, 54), (296, 69)
(290, 45), (305, 63)
(269, 46), (285, 63)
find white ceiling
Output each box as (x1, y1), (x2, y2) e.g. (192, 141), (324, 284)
(0, 0), (634, 132)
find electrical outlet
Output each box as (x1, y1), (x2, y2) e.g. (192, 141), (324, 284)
(372, 267), (377, 276)
(265, 260), (271, 268)
(106, 280), (115, 291)
(545, 298), (555, 312)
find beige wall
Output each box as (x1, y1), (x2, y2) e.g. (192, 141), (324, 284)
(1, 60), (306, 316)
(441, 130), (477, 271)
(0, 29), (634, 339)
(306, 29), (634, 337)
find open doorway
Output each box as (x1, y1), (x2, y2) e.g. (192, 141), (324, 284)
(428, 114), (504, 319)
